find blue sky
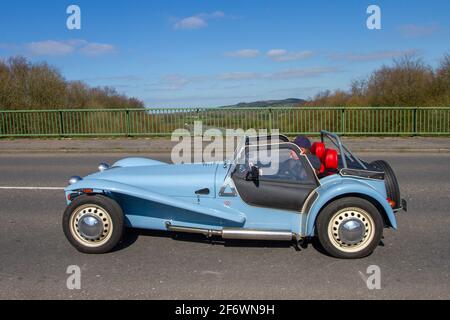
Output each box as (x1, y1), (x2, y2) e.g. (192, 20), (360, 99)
(0, 0), (449, 107)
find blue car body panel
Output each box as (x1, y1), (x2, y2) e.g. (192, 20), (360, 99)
(301, 174), (397, 237)
(66, 176), (246, 224)
(66, 161), (301, 233)
(65, 155), (397, 238)
(112, 157), (167, 167)
(83, 162), (221, 198)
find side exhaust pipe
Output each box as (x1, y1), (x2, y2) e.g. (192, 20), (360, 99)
(221, 229), (293, 241)
(166, 222), (295, 241)
(166, 223), (222, 238)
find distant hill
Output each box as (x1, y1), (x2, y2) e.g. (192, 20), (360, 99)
(220, 98), (306, 108)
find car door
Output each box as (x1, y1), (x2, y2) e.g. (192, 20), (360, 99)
(232, 143), (319, 211)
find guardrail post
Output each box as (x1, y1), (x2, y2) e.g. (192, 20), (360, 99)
(125, 109), (131, 137)
(268, 108), (273, 134)
(341, 108), (346, 135)
(413, 107), (418, 136)
(59, 110), (64, 137)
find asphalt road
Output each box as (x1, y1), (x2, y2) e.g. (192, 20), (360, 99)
(0, 152), (449, 299)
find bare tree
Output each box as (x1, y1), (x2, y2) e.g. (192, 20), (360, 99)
(0, 56), (144, 110)
(307, 53), (448, 107)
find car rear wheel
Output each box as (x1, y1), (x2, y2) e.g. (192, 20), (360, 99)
(316, 197), (383, 259)
(370, 160), (401, 208)
(62, 194), (124, 254)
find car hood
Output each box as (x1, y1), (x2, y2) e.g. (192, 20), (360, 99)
(82, 162), (220, 198)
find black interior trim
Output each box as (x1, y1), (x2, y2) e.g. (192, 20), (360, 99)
(340, 168), (385, 180)
(232, 143), (319, 211)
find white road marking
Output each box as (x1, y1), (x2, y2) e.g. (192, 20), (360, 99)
(0, 186), (64, 190)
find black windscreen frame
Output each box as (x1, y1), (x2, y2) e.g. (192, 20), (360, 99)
(231, 143), (319, 211)
(233, 143), (318, 185)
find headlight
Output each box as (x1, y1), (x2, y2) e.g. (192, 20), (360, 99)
(98, 163), (110, 172)
(69, 176), (82, 185)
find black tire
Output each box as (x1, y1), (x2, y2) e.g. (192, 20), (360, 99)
(316, 197), (384, 259)
(371, 160), (401, 208)
(62, 194), (124, 254)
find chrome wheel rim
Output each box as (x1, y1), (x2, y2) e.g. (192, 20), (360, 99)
(327, 207), (374, 253)
(69, 204), (113, 247)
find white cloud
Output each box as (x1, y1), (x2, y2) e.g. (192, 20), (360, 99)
(25, 39), (115, 57)
(217, 67), (339, 81)
(27, 40), (75, 56)
(210, 11), (225, 18)
(398, 24), (440, 38)
(174, 16), (208, 30)
(173, 11), (226, 30)
(82, 75), (143, 82)
(148, 66), (338, 94)
(79, 43), (115, 56)
(218, 72), (262, 81)
(329, 49), (419, 62)
(0, 43), (22, 52)
(268, 86), (321, 94)
(225, 49), (313, 60)
(148, 74), (210, 91)
(267, 49), (314, 62)
(267, 49), (287, 58)
(225, 49), (260, 58)
(159, 74), (190, 90)
(147, 93), (257, 107)
(271, 67), (339, 79)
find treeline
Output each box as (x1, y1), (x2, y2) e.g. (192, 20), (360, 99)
(0, 56), (144, 110)
(305, 53), (450, 107)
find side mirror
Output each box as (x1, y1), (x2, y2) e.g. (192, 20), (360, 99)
(246, 165), (260, 181)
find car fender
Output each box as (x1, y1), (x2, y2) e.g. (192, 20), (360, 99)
(112, 157), (167, 167)
(65, 179), (246, 224)
(303, 177), (397, 237)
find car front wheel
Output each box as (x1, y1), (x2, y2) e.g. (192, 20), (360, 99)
(316, 197), (383, 259)
(62, 194), (124, 254)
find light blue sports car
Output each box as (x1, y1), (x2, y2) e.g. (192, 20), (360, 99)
(62, 131), (406, 259)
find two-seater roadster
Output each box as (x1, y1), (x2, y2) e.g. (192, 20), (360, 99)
(63, 131), (406, 259)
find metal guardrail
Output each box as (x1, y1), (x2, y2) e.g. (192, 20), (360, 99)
(0, 107), (449, 137)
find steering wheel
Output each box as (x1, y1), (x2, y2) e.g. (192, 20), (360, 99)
(279, 159), (305, 181)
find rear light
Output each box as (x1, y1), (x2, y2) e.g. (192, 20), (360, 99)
(67, 189), (93, 201)
(67, 192), (79, 201)
(387, 198), (396, 208)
